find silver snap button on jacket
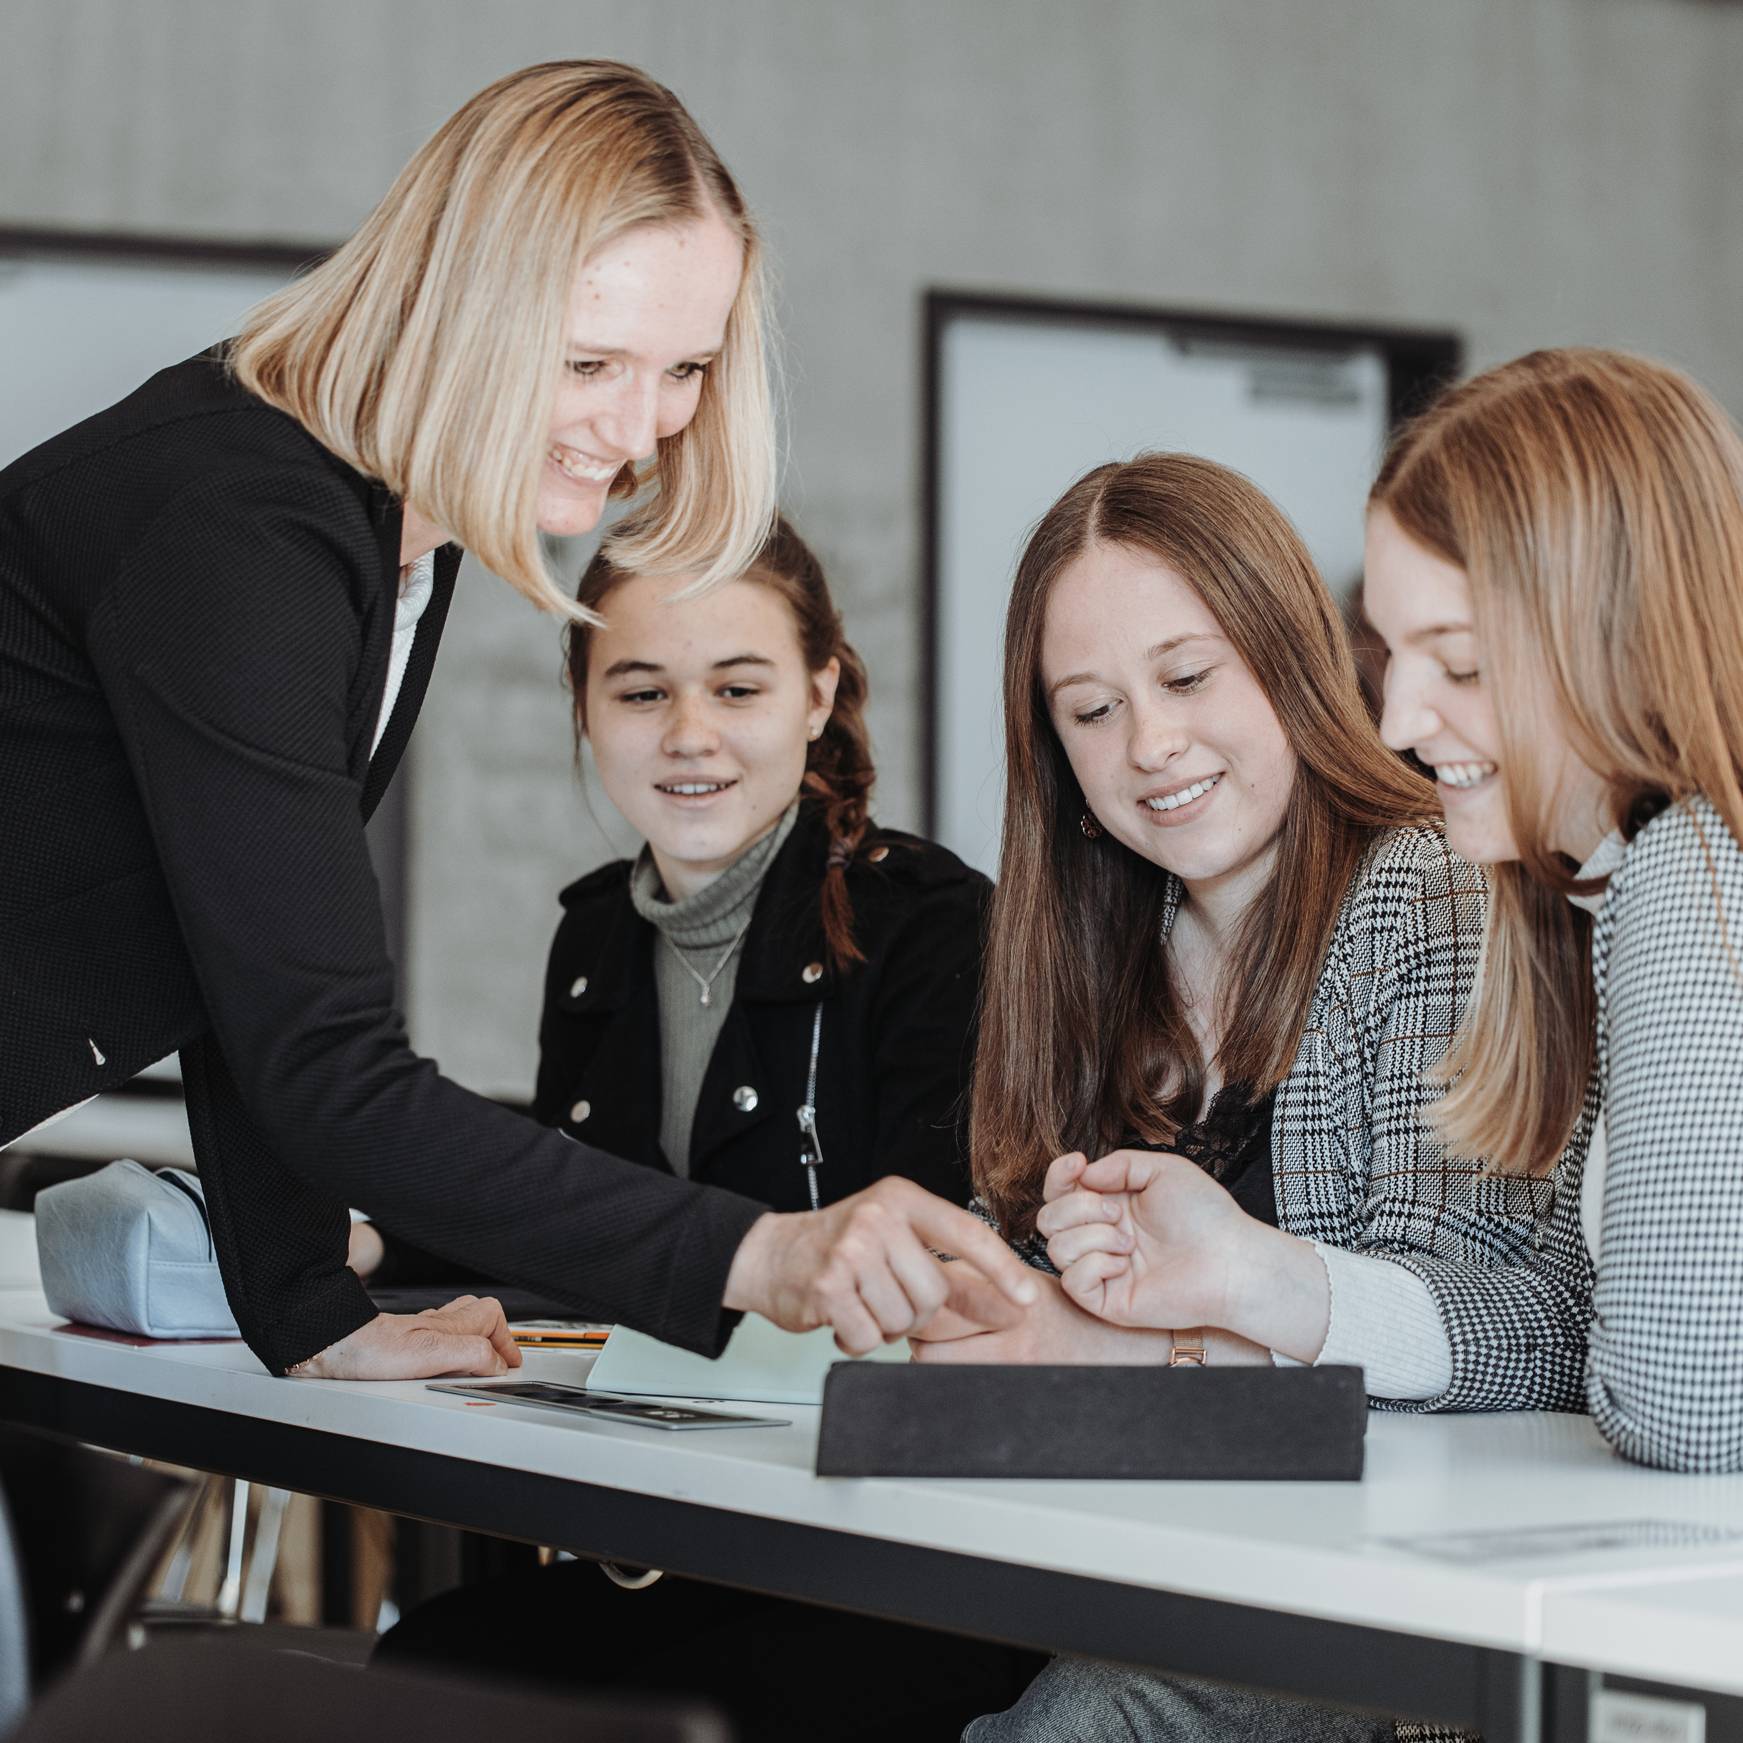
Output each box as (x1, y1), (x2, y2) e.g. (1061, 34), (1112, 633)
(732, 1086), (759, 1112)
(569, 976), (588, 998)
(569, 1099), (590, 1123)
(801, 962), (823, 984)
(867, 845), (889, 863)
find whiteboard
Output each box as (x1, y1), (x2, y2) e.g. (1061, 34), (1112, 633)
(927, 297), (1458, 875)
(0, 242), (303, 471)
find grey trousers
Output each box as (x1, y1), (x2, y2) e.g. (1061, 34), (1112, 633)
(963, 1656), (1395, 1743)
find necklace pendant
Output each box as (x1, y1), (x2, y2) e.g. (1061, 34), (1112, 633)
(700, 988), (712, 1008)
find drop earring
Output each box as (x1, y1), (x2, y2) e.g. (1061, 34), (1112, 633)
(1079, 810), (1103, 840)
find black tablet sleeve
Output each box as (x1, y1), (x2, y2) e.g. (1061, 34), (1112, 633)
(815, 1363), (1367, 1480)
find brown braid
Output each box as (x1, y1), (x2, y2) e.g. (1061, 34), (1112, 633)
(564, 514), (878, 973)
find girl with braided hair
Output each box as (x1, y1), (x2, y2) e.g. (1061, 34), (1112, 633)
(368, 517), (1039, 1741)
(351, 511), (989, 1281)
(540, 512), (989, 1210)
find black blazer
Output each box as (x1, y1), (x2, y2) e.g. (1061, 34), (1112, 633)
(0, 354), (766, 1373)
(535, 805), (989, 1212)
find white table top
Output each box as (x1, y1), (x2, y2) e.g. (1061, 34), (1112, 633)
(6, 1283), (1743, 1671)
(0, 1209), (40, 1290)
(1539, 1569), (1743, 1696)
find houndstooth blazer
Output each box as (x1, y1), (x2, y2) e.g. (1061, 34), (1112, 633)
(1585, 797), (1743, 1472)
(980, 825), (1592, 1743)
(1270, 824), (1593, 1415)
(987, 824), (1595, 1415)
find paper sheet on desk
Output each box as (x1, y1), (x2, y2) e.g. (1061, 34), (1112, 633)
(586, 1316), (908, 1405)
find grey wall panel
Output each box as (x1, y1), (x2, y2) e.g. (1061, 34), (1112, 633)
(7, 0), (1740, 1092)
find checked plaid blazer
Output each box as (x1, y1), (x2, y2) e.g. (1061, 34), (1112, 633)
(990, 824), (1596, 1416)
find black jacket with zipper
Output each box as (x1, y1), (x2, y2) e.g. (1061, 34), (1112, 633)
(0, 352), (769, 1373)
(533, 803), (990, 1212)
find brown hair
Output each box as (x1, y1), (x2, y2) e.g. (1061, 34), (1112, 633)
(231, 60), (776, 619)
(973, 454), (1436, 1239)
(1371, 347), (1743, 1173)
(567, 515), (876, 972)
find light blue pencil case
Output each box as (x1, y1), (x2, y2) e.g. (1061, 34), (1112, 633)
(35, 1159), (239, 1339)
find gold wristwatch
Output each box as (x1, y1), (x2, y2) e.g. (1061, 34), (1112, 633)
(1168, 1329), (1208, 1367)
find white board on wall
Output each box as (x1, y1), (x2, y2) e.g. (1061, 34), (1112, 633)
(0, 239), (307, 472)
(926, 296), (1459, 876)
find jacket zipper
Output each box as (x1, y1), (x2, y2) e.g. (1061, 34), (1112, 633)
(796, 1001), (825, 1211)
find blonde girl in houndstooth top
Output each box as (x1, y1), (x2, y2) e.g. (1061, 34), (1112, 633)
(1359, 348), (1743, 1475)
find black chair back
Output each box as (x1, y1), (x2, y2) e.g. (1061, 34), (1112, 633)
(0, 1428), (194, 1686)
(12, 1639), (734, 1741)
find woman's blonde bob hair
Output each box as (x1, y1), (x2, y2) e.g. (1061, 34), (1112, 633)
(1371, 347), (1743, 1173)
(229, 60), (776, 620)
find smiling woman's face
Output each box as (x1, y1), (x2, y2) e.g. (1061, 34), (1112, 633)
(1041, 539), (1297, 906)
(1363, 506), (1614, 866)
(1361, 507), (1517, 863)
(583, 573), (839, 898)
(537, 211), (744, 539)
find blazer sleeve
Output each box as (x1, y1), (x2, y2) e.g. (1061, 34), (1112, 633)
(1335, 834), (1596, 1414)
(368, 895), (608, 1289)
(863, 866), (989, 1204)
(88, 473), (765, 1374)
(1585, 811), (1743, 1471)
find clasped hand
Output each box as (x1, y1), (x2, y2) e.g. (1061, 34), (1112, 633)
(1037, 1148), (1255, 1332)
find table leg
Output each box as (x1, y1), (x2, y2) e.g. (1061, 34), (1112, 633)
(317, 1501), (355, 1629)
(1544, 1663), (1743, 1743)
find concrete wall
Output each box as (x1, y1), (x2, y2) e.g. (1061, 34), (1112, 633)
(7, 0), (1739, 1092)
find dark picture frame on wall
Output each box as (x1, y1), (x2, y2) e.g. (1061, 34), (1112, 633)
(920, 288), (1462, 871)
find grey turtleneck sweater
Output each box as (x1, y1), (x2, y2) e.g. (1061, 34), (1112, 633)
(628, 802), (801, 1176)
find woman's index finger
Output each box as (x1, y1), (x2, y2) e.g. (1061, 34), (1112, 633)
(1036, 1185), (1123, 1238)
(1042, 1151), (1089, 1201)
(1078, 1150), (1160, 1194)
(916, 1200), (1039, 1306)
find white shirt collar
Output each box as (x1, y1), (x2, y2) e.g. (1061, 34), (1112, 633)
(398, 549), (436, 621)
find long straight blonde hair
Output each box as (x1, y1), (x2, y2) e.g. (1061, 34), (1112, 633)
(1372, 347), (1743, 1173)
(229, 61), (776, 619)
(973, 454), (1435, 1239)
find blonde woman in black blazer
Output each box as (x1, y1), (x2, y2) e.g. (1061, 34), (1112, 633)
(0, 62), (1032, 1383)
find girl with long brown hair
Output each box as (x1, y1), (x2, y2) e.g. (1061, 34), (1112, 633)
(1361, 347), (1743, 1475)
(923, 452), (1592, 1743)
